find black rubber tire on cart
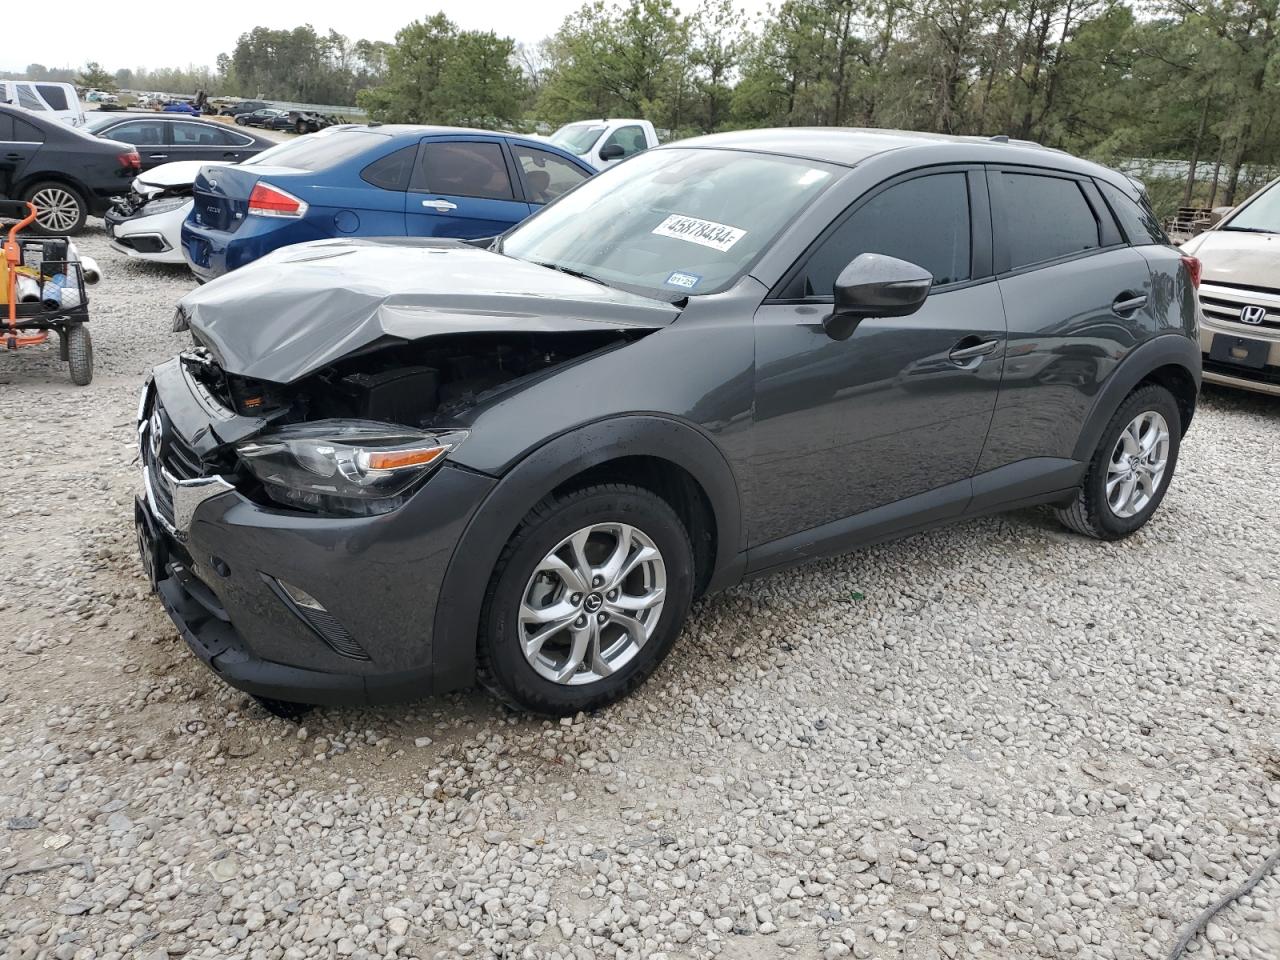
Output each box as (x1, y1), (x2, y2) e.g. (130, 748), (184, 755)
(67, 324), (92, 386)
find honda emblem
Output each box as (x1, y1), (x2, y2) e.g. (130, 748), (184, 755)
(1239, 304), (1267, 325)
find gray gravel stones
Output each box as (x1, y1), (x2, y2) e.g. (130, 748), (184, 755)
(1, 224), (1278, 959)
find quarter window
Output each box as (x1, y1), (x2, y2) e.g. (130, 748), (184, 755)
(1097, 180), (1169, 245)
(794, 173), (972, 297)
(361, 145), (417, 191)
(413, 141), (514, 201)
(512, 145), (589, 204)
(1001, 173), (1100, 269)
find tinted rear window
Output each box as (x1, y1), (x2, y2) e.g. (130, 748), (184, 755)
(1097, 180), (1169, 245)
(35, 84), (69, 110)
(413, 141), (514, 201)
(0, 113), (43, 143)
(242, 131), (385, 172)
(362, 144), (417, 191)
(1001, 173), (1100, 269)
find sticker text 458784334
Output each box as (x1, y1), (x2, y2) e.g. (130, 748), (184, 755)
(651, 214), (747, 253)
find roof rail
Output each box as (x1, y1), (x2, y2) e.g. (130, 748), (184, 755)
(989, 134), (1010, 143)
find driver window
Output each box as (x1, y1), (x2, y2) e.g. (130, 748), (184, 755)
(793, 173), (972, 298)
(602, 125), (647, 159)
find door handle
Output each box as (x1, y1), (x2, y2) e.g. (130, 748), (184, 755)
(148, 153), (168, 159)
(4, 152), (23, 161)
(949, 336), (1000, 364)
(421, 199), (458, 212)
(1112, 292), (1148, 314)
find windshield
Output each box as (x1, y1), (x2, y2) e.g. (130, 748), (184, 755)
(242, 130), (385, 171)
(501, 147), (838, 300)
(1224, 179), (1280, 234)
(549, 123), (606, 154)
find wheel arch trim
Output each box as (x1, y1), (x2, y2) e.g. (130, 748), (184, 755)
(1070, 334), (1201, 463)
(429, 414), (745, 693)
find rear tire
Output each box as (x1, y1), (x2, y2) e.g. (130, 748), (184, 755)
(23, 181), (86, 236)
(67, 325), (92, 386)
(478, 483), (694, 715)
(1055, 383), (1181, 540)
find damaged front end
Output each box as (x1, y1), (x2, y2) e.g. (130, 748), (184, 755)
(144, 237), (677, 525)
(105, 165), (198, 260)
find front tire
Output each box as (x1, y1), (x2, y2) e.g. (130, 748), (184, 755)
(1055, 383), (1181, 540)
(24, 181), (86, 236)
(478, 484), (694, 715)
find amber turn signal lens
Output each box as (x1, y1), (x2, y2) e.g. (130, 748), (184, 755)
(362, 447), (447, 471)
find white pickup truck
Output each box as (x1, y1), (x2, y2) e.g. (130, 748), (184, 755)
(545, 119), (659, 170)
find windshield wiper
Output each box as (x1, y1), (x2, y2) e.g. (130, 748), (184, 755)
(529, 260), (610, 286)
(1221, 225), (1278, 234)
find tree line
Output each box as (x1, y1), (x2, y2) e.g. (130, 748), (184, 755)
(13, 0), (1278, 213)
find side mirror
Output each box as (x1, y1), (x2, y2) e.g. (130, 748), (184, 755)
(599, 143), (625, 161)
(823, 253), (933, 341)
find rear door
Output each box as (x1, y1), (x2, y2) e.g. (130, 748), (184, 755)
(980, 167), (1161, 473)
(98, 117), (169, 170)
(404, 136), (530, 239)
(0, 112), (43, 197)
(167, 120), (255, 164)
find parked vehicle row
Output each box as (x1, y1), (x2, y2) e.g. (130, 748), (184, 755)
(133, 128), (1204, 718)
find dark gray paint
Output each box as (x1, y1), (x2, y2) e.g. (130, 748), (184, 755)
(149, 130), (1202, 705)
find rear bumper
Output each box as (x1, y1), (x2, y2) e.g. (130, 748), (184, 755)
(180, 217), (318, 281)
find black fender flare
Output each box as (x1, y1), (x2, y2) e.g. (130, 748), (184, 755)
(1070, 333), (1201, 462)
(430, 415), (745, 692)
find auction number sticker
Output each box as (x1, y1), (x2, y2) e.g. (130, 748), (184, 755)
(652, 214), (746, 252)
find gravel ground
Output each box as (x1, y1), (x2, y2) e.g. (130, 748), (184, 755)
(2, 224), (1279, 960)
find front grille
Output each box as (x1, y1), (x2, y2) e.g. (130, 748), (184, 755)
(144, 399), (205, 529)
(1200, 283), (1280, 331)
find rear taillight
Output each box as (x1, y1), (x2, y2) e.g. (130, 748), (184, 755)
(248, 183), (308, 218)
(117, 151), (140, 171)
(1181, 255), (1202, 289)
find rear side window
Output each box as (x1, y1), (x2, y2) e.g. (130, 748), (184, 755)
(361, 145), (417, 191)
(511, 145), (590, 203)
(414, 141), (514, 201)
(35, 84), (68, 110)
(15, 84), (44, 111)
(1097, 180), (1168, 245)
(170, 121), (233, 146)
(104, 120), (166, 146)
(1, 114), (45, 143)
(1001, 173), (1099, 269)
(794, 172), (972, 297)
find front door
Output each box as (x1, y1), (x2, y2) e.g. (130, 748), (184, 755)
(750, 168), (1007, 550)
(404, 137), (531, 240)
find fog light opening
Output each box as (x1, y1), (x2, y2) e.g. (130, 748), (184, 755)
(270, 577), (371, 662)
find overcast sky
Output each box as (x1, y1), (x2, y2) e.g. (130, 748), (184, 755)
(12, 0), (773, 74)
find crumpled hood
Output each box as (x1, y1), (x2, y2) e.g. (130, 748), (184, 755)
(137, 160), (206, 191)
(1182, 230), (1280, 287)
(179, 237), (680, 383)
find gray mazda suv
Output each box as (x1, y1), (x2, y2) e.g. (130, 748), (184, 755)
(135, 128), (1202, 715)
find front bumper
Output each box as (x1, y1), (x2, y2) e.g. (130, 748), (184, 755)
(137, 369), (496, 705)
(1197, 281), (1280, 395)
(105, 201), (189, 265)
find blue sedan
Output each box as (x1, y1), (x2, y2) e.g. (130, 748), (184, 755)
(181, 126), (596, 281)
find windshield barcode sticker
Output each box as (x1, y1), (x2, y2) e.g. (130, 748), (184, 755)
(652, 215), (746, 252)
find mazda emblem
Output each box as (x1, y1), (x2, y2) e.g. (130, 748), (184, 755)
(1239, 304), (1267, 325)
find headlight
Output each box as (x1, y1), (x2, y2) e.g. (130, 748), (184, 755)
(237, 420), (466, 517)
(141, 196), (190, 217)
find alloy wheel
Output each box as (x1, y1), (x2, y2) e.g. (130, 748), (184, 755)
(31, 187), (81, 232)
(1106, 410), (1170, 518)
(519, 522), (667, 685)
